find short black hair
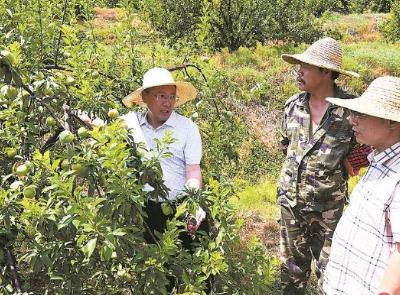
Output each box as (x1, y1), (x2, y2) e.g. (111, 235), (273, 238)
(319, 68), (340, 80)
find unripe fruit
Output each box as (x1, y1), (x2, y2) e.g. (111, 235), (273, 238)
(23, 185), (37, 198)
(77, 127), (89, 138)
(107, 109), (119, 119)
(65, 76), (75, 86)
(72, 163), (87, 176)
(60, 159), (69, 170)
(45, 117), (57, 127)
(1, 50), (15, 66)
(59, 130), (74, 144)
(5, 147), (17, 158)
(15, 164), (29, 177)
(161, 203), (173, 216)
(91, 70), (99, 78)
(6, 86), (18, 99)
(0, 85), (18, 99)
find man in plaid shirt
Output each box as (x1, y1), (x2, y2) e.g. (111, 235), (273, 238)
(324, 76), (400, 295)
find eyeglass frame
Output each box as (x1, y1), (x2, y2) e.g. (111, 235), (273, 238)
(154, 93), (177, 102)
(349, 109), (369, 119)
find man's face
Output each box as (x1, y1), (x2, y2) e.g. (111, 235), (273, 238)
(142, 85), (177, 127)
(350, 112), (391, 152)
(296, 63), (326, 92)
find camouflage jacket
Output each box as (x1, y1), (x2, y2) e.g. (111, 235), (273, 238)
(278, 85), (355, 211)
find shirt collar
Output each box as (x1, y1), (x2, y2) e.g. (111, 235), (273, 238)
(296, 84), (343, 105)
(140, 111), (178, 128)
(368, 142), (400, 166)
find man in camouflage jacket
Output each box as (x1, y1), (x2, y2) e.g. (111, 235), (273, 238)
(278, 37), (359, 295)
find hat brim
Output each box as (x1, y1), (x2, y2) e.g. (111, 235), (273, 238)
(122, 81), (198, 107)
(326, 95), (400, 122)
(282, 53), (359, 78)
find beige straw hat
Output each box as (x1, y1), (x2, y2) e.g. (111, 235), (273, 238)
(282, 37), (359, 77)
(122, 67), (198, 107)
(327, 76), (400, 122)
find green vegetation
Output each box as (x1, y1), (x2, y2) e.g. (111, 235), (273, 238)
(0, 0), (399, 293)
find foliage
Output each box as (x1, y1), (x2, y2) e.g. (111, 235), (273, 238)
(0, 0), (277, 293)
(381, 0), (400, 41)
(138, 0), (202, 42)
(349, 0), (394, 13)
(140, 0), (322, 52)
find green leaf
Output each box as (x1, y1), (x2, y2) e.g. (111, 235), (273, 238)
(112, 228), (126, 236)
(57, 214), (75, 230)
(82, 237), (97, 259)
(100, 245), (113, 261)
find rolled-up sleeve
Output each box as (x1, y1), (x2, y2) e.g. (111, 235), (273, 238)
(184, 121), (202, 165)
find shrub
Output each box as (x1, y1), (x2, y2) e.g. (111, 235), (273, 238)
(381, 0), (400, 41)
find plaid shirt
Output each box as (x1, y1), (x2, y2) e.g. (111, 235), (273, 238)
(323, 142), (400, 295)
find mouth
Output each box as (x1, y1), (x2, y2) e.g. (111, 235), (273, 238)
(297, 78), (305, 86)
(160, 110), (171, 115)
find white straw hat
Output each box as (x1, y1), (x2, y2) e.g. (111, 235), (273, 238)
(122, 67), (198, 107)
(327, 76), (400, 122)
(282, 37), (359, 77)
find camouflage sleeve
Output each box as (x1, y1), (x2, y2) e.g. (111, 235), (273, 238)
(279, 111), (289, 155)
(279, 94), (298, 155)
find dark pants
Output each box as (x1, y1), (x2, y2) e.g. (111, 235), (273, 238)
(143, 200), (211, 292)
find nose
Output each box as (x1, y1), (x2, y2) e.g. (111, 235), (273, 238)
(349, 114), (358, 126)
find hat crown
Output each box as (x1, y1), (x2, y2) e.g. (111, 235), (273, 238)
(363, 76), (400, 104)
(304, 37), (342, 68)
(326, 75), (400, 123)
(142, 67), (175, 89)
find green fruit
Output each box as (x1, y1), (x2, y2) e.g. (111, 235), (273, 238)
(60, 159), (69, 170)
(15, 164), (29, 177)
(1, 50), (15, 66)
(0, 85), (18, 99)
(91, 70), (99, 78)
(45, 117), (57, 127)
(161, 203), (173, 216)
(107, 109), (119, 119)
(6, 86), (18, 99)
(65, 76), (75, 86)
(23, 185), (37, 198)
(72, 163), (87, 176)
(5, 147), (17, 158)
(77, 127), (89, 138)
(59, 130), (74, 144)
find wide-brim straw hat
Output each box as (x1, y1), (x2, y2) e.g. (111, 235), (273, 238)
(122, 67), (198, 107)
(327, 76), (400, 122)
(281, 37), (359, 77)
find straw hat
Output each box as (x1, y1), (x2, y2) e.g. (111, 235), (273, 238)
(281, 37), (359, 77)
(327, 76), (400, 122)
(122, 67), (198, 107)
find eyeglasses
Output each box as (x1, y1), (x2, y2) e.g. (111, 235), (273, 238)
(349, 110), (368, 119)
(154, 93), (177, 102)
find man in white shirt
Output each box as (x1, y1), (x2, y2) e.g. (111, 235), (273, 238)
(121, 67), (207, 242)
(323, 76), (400, 295)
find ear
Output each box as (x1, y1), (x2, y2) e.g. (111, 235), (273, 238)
(141, 91), (150, 104)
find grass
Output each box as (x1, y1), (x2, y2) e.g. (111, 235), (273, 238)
(230, 178), (279, 221)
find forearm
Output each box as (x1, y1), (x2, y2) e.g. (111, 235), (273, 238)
(378, 243), (400, 294)
(185, 164), (202, 189)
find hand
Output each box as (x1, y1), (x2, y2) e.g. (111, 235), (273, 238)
(186, 207), (206, 234)
(344, 158), (359, 176)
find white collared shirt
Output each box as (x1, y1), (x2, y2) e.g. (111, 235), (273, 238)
(323, 142), (400, 295)
(136, 111), (202, 201)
